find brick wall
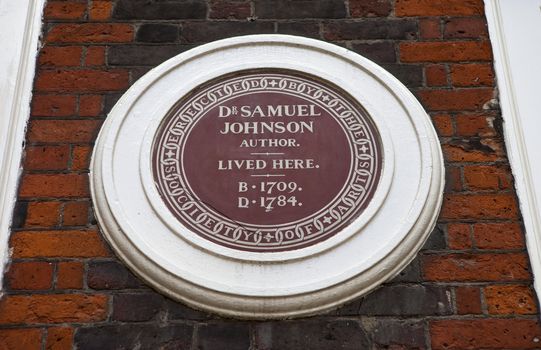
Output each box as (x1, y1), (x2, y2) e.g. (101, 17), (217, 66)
(1, 0), (540, 349)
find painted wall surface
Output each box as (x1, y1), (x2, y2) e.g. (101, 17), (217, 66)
(1, 0), (540, 349)
(485, 0), (541, 303)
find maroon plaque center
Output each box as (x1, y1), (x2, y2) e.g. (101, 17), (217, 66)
(183, 92), (350, 226)
(152, 70), (382, 252)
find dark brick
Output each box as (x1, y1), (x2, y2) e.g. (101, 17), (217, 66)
(422, 224), (447, 250)
(324, 19), (418, 41)
(112, 293), (163, 321)
(350, 0), (392, 17)
(130, 67), (153, 83)
(103, 93), (123, 114)
(164, 298), (212, 320)
(75, 324), (193, 350)
(197, 323), (250, 350)
(359, 285), (453, 316)
(181, 22), (275, 43)
(276, 22), (321, 39)
(108, 45), (194, 66)
(136, 24), (179, 43)
(334, 298), (361, 315)
(444, 17), (488, 39)
(255, 0), (347, 19)
(388, 257), (421, 283)
(381, 64), (423, 87)
(351, 41), (396, 64)
(362, 318), (426, 348)
(89, 206), (97, 225)
(112, 291), (213, 322)
(255, 320), (370, 349)
(114, 0), (207, 20)
(209, 0), (251, 19)
(11, 201), (28, 229)
(87, 260), (142, 290)
(445, 165), (462, 192)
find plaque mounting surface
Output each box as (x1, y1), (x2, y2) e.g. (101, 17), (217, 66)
(91, 35), (444, 319)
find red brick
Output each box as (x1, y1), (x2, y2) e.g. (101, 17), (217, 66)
(448, 223), (471, 249)
(47, 24), (133, 43)
(209, 0), (252, 19)
(31, 94), (77, 117)
(10, 230), (110, 258)
(6, 261), (53, 290)
(444, 17), (488, 39)
(455, 286), (482, 314)
(79, 95), (103, 116)
(84, 46), (106, 66)
(485, 285), (537, 315)
(0, 328), (42, 350)
(25, 201), (62, 227)
(441, 194), (518, 220)
(451, 63), (494, 86)
(419, 18), (441, 39)
(423, 253), (530, 282)
(455, 114), (496, 136)
(72, 146), (92, 171)
(46, 327), (73, 350)
(396, 0), (484, 16)
(0, 294), (107, 324)
(24, 146), (70, 171)
(28, 119), (102, 143)
(89, 1), (113, 21)
(425, 64), (447, 86)
(443, 140), (504, 162)
(443, 143), (494, 162)
(431, 319), (541, 349)
(63, 201), (89, 226)
(400, 41), (492, 62)
(20, 174), (89, 198)
(431, 114), (453, 137)
(474, 223), (524, 250)
(445, 166), (463, 192)
(44, 1), (86, 20)
(417, 88), (492, 111)
(35, 69), (129, 92)
(56, 261), (84, 289)
(349, 0), (392, 17)
(39, 46), (83, 67)
(464, 165), (511, 190)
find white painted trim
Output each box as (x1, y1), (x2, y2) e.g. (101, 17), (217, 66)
(484, 0), (541, 298)
(0, 0), (46, 290)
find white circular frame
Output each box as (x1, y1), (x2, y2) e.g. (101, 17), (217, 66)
(91, 34), (444, 319)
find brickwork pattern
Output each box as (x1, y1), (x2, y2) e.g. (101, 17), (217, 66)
(1, 0), (540, 349)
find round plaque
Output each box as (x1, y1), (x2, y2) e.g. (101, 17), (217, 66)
(152, 70), (382, 252)
(91, 35), (444, 319)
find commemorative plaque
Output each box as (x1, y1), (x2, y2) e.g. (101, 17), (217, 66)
(152, 70), (382, 252)
(91, 35), (444, 319)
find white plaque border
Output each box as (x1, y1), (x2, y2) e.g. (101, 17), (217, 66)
(90, 35), (444, 319)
